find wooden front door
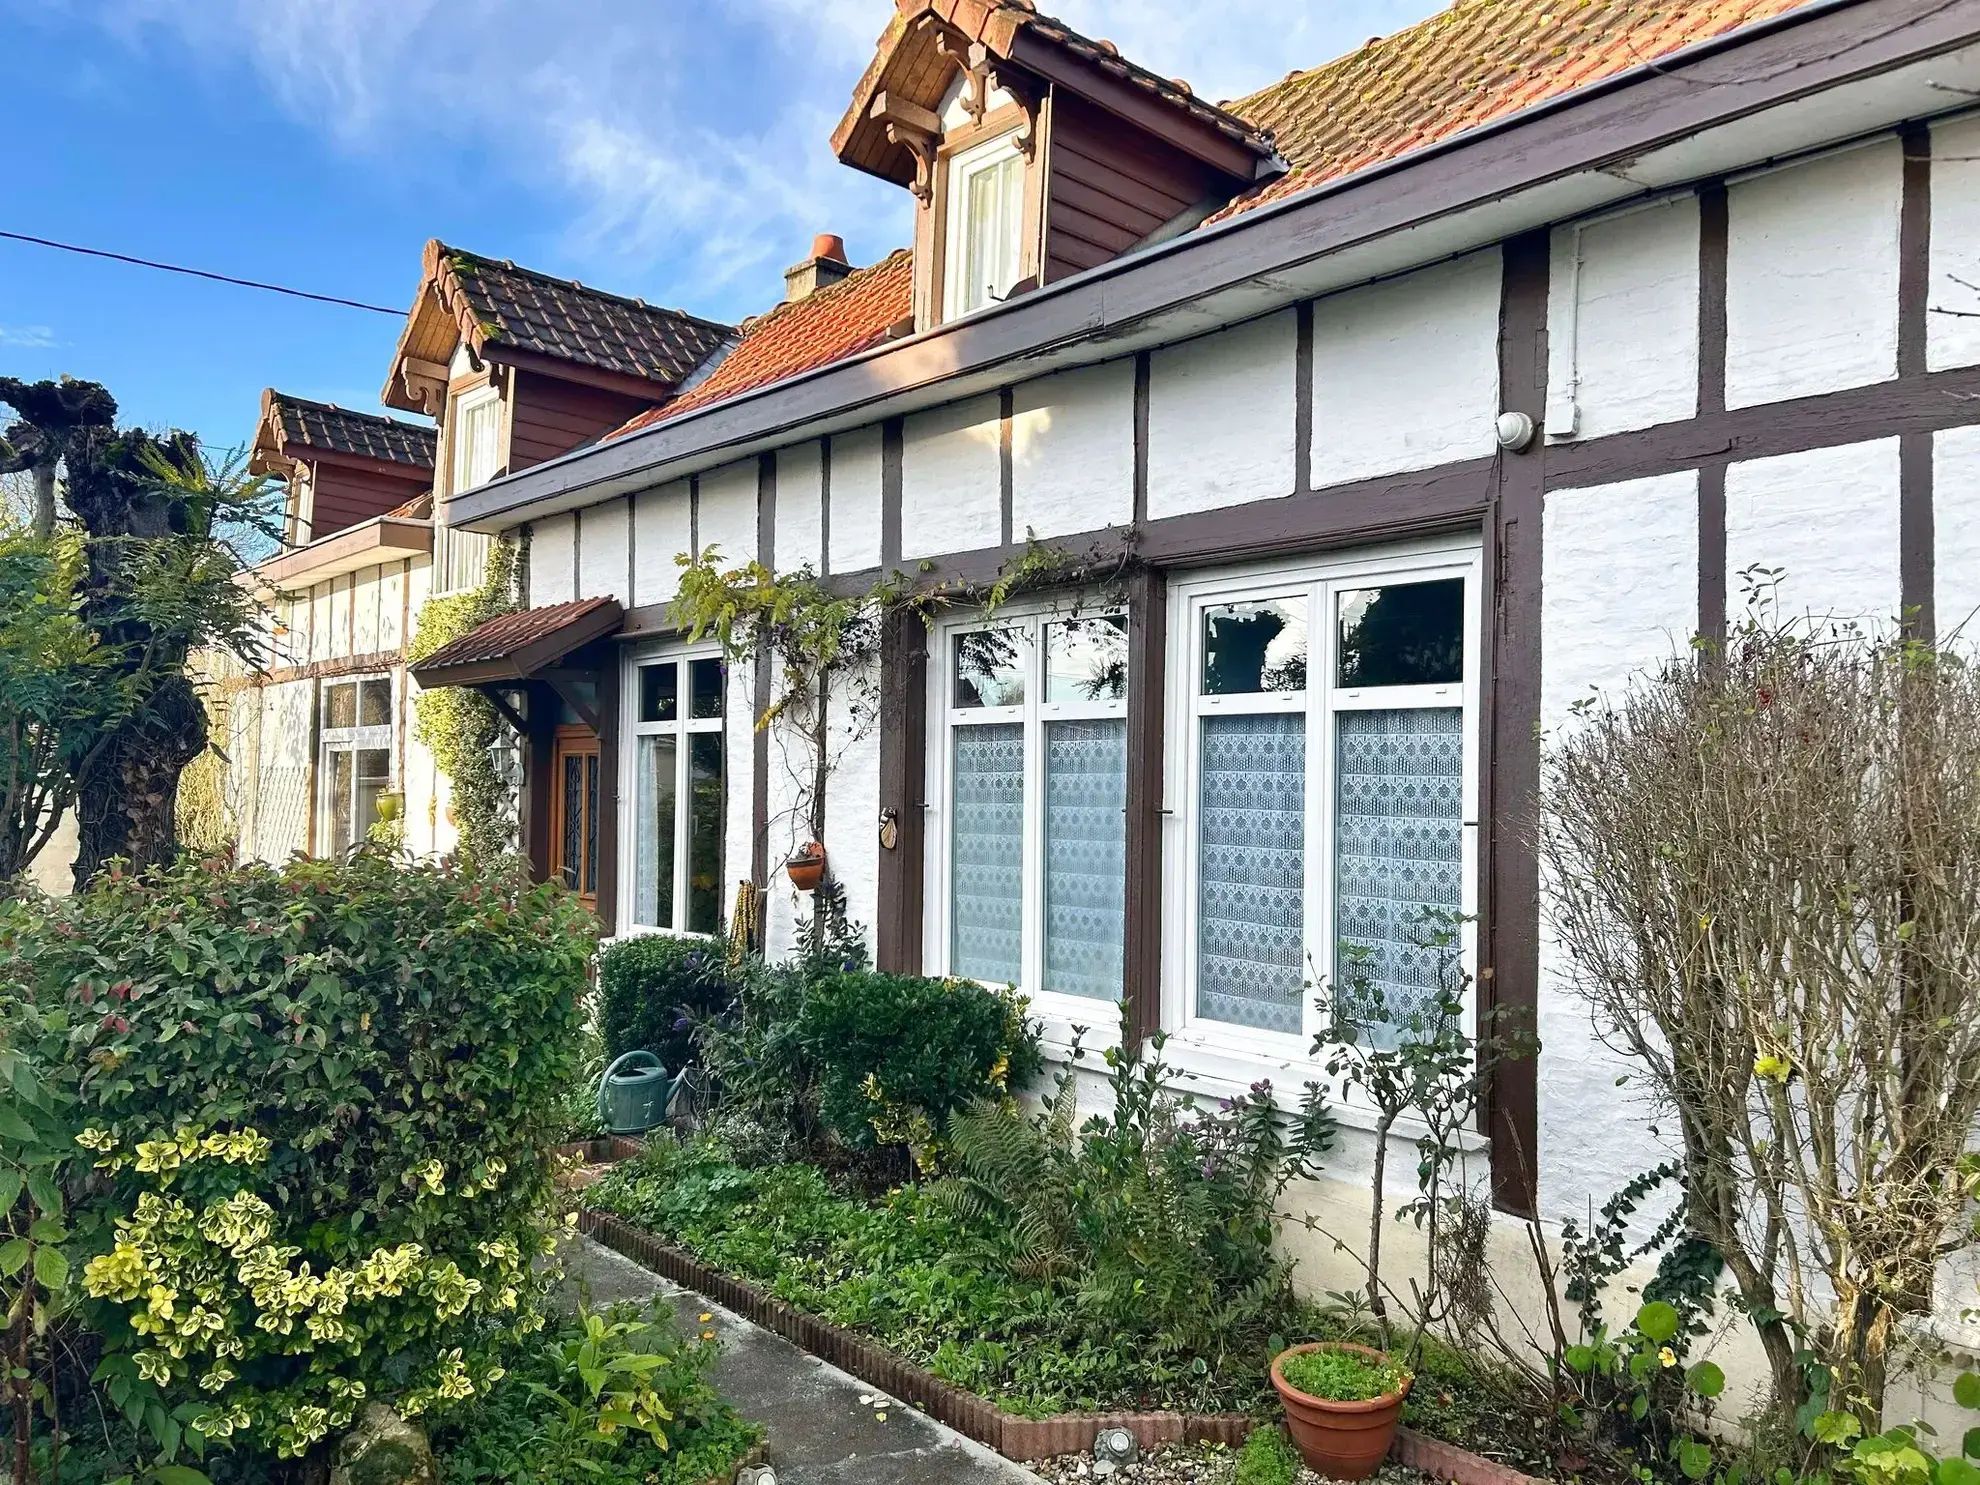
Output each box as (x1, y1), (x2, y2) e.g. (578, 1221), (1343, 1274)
(550, 725), (601, 911)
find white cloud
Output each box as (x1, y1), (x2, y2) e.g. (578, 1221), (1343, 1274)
(50, 0), (1442, 319)
(0, 325), (57, 348)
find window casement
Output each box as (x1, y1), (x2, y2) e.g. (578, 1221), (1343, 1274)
(620, 647), (727, 938)
(926, 606), (1131, 1015)
(1163, 542), (1482, 1071)
(942, 130), (1027, 320)
(317, 674), (395, 856)
(435, 387), (500, 595)
(551, 726), (602, 912)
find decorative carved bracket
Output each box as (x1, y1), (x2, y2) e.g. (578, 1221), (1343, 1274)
(398, 357), (449, 418)
(872, 91), (943, 204)
(935, 32), (991, 124)
(972, 43), (1042, 160)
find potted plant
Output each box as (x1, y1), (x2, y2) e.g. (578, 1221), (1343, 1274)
(786, 839), (827, 892)
(1270, 1340), (1413, 1480)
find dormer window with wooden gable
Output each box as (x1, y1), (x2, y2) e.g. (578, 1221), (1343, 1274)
(834, 0), (1285, 331)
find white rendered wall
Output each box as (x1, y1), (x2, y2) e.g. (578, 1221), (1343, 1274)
(577, 497), (630, 603)
(760, 712), (813, 962)
(1930, 115), (1980, 372)
(531, 512), (577, 607)
(1010, 360), (1134, 539)
(633, 481), (693, 607)
(1724, 438), (1902, 625)
(1726, 138), (1902, 409)
(902, 395), (1002, 560)
(1147, 310), (1297, 518)
(351, 567), (381, 654)
(828, 427), (885, 574)
(776, 441), (826, 574)
(721, 656), (757, 926)
(1547, 197), (1701, 442)
(258, 679), (315, 862)
(1310, 250), (1501, 484)
(820, 658), (882, 957)
(377, 562), (406, 652)
(1935, 424), (1980, 640)
(1537, 470), (1699, 1223)
(698, 460), (760, 569)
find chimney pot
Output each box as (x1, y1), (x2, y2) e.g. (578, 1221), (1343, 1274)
(784, 234), (856, 302)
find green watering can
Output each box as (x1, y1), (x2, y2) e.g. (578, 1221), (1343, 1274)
(595, 1051), (685, 1136)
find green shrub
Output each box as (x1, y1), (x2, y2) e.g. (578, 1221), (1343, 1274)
(1234, 1424), (1303, 1485)
(936, 1006), (1335, 1379)
(597, 932), (734, 1070)
(1278, 1345), (1411, 1402)
(435, 1301), (762, 1485)
(1, 850), (594, 1461)
(793, 969), (1041, 1165)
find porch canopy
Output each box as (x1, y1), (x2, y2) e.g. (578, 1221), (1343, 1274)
(409, 596), (626, 915)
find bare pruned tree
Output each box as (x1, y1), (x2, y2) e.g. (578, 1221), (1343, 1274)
(1540, 601), (1980, 1430)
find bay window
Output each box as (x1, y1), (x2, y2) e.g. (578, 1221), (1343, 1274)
(931, 608), (1129, 1007)
(624, 650), (726, 936)
(1168, 544), (1480, 1055)
(318, 675), (394, 856)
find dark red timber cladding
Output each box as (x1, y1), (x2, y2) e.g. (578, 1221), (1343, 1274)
(1044, 92), (1223, 282)
(507, 371), (655, 471)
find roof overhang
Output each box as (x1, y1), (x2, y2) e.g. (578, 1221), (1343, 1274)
(409, 597), (625, 689)
(454, 0), (1980, 533)
(253, 514), (433, 589)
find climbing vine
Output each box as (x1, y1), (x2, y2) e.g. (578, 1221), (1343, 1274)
(669, 531), (1133, 851)
(407, 536), (519, 861)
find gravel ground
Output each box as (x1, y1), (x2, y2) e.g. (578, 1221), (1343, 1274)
(1030, 1441), (1444, 1485)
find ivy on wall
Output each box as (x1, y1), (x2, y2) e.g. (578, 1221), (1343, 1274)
(406, 536), (520, 861)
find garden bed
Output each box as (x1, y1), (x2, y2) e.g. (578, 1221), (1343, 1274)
(578, 1179), (1543, 1483)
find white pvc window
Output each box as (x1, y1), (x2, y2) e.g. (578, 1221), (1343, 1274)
(927, 607), (1129, 1012)
(318, 675), (394, 856)
(1164, 542), (1482, 1062)
(943, 132), (1026, 320)
(435, 389), (500, 594)
(622, 648), (726, 937)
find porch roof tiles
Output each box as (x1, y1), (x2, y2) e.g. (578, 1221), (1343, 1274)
(409, 596), (624, 687)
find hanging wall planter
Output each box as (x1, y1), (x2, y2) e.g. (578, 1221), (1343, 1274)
(786, 840), (827, 892)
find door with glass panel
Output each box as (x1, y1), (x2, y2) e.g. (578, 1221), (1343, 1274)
(551, 725), (601, 913)
(318, 675), (394, 856)
(626, 653), (725, 937)
(1179, 555), (1476, 1048)
(937, 611), (1130, 1009)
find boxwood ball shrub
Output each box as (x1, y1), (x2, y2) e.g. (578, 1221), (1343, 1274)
(1, 851), (594, 1461)
(597, 931), (733, 1070)
(792, 969), (1042, 1163)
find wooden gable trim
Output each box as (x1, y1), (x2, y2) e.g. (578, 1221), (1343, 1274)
(477, 343), (681, 405)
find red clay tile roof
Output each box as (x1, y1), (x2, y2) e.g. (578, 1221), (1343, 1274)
(613, 0), (1814, 441)
(268, 392), (437, 470)
(411, 596), (621, 679)
(1211, 0), (1813, 223)
(440, 246), (736, 387)
(609, 250), (914, 441)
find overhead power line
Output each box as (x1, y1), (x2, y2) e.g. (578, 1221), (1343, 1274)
(0, 229), (404, 316)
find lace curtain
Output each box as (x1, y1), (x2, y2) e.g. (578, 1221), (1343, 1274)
(1196, 712), (1306, 1033)
(1043, 719), (1126, 999)
(1334, 707), (1464, 1036)
(952, 723), (1025, 983)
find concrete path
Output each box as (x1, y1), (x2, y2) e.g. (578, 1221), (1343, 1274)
(562, 1235), (1046, 1485)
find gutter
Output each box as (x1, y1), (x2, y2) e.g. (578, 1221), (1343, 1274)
(455, 0), (1951, 530)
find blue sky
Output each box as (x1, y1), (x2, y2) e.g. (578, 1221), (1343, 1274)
(0, 0), (1440, 455)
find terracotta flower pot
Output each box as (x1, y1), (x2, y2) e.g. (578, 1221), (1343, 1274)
(786, 841), (827, 892)
(1270, 1340), (1412, 1481)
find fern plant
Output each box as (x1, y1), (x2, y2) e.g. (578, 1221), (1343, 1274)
(935, 1004), (1336, 1376)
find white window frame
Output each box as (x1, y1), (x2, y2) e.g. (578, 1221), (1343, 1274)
(316, 673), (396, 857)
(618, 641), (727, 939)
(434, 387), (501, 596)
(1159, 537), (1484, 1101)
(942, 130), (1027, 321)
(923, 600), (1131, 1037)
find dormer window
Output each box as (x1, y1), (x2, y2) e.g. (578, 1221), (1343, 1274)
(436, 387), (501, 594)
(944, 132), (1026, 319)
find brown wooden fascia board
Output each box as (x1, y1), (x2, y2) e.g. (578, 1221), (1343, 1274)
(254, 516), (434, 588)
(453, 0), (1977, 530)
(299, 445), (436, 483)
(476, 343), (677, 405)
(1003, 30), (1265, 181)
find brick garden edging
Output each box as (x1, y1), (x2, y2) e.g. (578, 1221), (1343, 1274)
(578, 1207), (1539, 1481)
